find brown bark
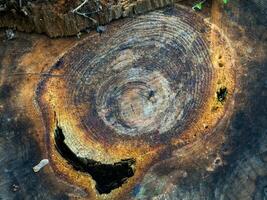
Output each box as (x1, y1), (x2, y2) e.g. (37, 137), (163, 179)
(0, 0), (177, 37)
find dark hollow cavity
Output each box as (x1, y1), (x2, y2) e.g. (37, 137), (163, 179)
(147, 90), (155, 100)
(54, 125), (135, 194)
(218, 62), (224, 67)
(216, 86), (228, 102)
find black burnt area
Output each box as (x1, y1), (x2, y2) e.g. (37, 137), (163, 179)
(0, 33), (67, 199)
(227, 0), (267, 41)
(0, 106), (68, 199)
(216, 86), (228, 102)
(0, 84), (13, 100)
(211, 60), (267, 198)
(53, 58), (64, 69)
(252, 175), (267, 200)
(54, 125), (136, 194)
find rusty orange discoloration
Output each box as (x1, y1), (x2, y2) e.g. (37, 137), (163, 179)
(3, 4), (239, 200)
(35, 10), (237, 200)
(171, 22), (236, 148)
(37, 61), (165, 199)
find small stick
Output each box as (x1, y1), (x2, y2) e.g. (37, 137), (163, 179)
(72, 0), (89, 13)
(33, 159), (49, 172)
(71, 0), (101, 24)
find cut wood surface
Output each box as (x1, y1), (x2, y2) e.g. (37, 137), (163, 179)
(0, 0), (266, 199)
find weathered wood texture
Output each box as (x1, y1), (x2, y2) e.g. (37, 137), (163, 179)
(0, 0), (179, 37)
(0, 0), (266, 199)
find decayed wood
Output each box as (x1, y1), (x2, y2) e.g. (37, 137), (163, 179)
(0, 0), (266, 199)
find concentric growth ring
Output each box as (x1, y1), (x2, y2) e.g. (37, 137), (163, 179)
(36, 5), (236, 198)
(63, 9), (213, 140)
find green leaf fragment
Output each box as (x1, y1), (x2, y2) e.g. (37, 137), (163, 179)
(192, 2), (204, 10)
(223, 0), (229, 4)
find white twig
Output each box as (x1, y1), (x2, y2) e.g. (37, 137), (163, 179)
(72, 0), (89, 13)
(71, 0), (101, 24)
(33, 159), (49, 172)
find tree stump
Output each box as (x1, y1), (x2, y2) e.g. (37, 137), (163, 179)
(0, 0), (266, 199)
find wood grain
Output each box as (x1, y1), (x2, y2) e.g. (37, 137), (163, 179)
(0, 0), (266, 199)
